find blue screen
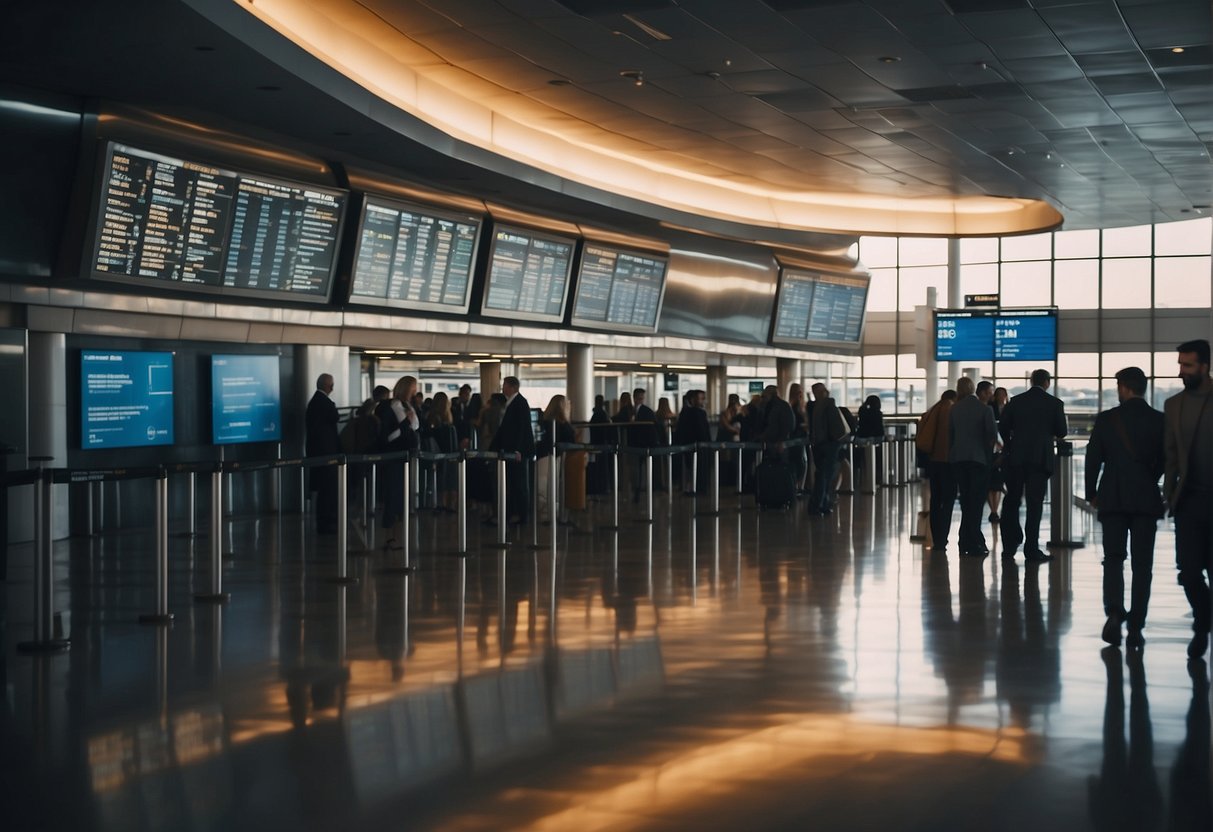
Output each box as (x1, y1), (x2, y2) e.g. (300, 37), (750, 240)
(211, 355), (281, 444)
(935, 313), (994, 361)
(994, 312), (1057, 360)
(81, 351), (174, 449)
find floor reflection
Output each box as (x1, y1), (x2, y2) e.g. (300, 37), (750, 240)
(0, 490), (1209, 831)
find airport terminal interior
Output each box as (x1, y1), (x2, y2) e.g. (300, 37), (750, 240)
(2, 1), (1212, 830)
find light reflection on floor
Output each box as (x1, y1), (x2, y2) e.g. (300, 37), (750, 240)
(1, 486), (1208, 831)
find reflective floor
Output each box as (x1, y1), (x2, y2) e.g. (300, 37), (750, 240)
(2, 485), (1210, 831)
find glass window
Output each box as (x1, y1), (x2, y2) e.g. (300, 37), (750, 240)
(1102, 224), (1152, 257)
(1000, 260), (1051, 306)
(993, 361), (1045, 395)
(1058, 352), (1100, 376)
(863, 380), (900, 413)
(1154, 217), (1211, 256)
(1101, 352), (1152, 379)
(898, 237), (948, 267)
(1054, 229), (1099, 259)
(897, 265), (948, 311)
(1155, 257), (1212, 308)
(1154, 350), (1185, 380)
(863, 354), (896, 376)
(1098, 379), (1120, 412)
(859, 236), (898, 268)
(1001, 232), (1051, 261)
(959, 237), (998, 264)
(959, 263), (998, 296)
(1152, 377), (1184, 409)
(1053, 259), (1099, 309)
(1101, 258), (1150, 308)
(867, 267), (898, 312)
(897, 353), (926, 378)
(1055, 378), (1100, 414)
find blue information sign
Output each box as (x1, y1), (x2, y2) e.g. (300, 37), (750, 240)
(211, 355), (281, 444)
(81, 351), (174, 449)
(934, 308), (1057, 362)
(935, 312), (994, 361)
(994, 311), (1057, 360)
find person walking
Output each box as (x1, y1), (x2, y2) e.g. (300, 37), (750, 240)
(305, 373), (340, 534)
(808, 383), (848, 516)
(919, 389), (957, 551)
(998, 369), (1068, 562)
(490, 376), (535, 525)
(950, 378), (998, 558)
(1163, 339), (1213, 659)
(1085, 367), (1165, 650)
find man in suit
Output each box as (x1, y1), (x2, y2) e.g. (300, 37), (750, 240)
(949, 378), (998, 558)
(998, 368), (1068, 562)
(808, 383), (848, 516)
(1163, 339), (1213, 659)
(673, 389), (711, 494)
(305, 373), (340, 533)
(490, 376), (535, 524)
(1085, 367), (1165, 650)
(761, 384), (795, 452)
(631, 388), (658, 502)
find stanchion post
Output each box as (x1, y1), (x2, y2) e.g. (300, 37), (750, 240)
(140, 471), (174, 624)
(645, 453), (654, 524)
(327, 460), (358, 584)
(1048, 439), (1085, 549)
(186, 471), (196, 537)
(711, 447), (720, 514)
(691, 450), (699, 497)
(604, 449), (620, 530)
(18, 459), (70, 653)
(862, 441), (876, 495)
(736, 447), (744, 497)
(402, 456), (412, 565)
(549, 451), (558, 537)
(496, 457), (508, 547)
(194, 465), (229, 603)
(529, 456), (540, 549)
(457, 456), (468, 554)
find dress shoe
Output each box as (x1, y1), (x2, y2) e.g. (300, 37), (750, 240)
(1125, 625), (1144, 650)
(1101, 614), (1122, 647)
(1188, 630), (1209, 659)
(1024, 549), (1053, 563)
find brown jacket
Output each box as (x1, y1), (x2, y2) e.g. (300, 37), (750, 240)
(918, 399), (953, 463)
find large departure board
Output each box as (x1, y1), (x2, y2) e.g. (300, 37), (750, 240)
(934, 308), (1057, 361)
(571, 244), (667, 332)
(771, 267), (869, 346)
(90, 142), (345, 301)
(481, 225), (574, 322)
(349, 196), (481, 312)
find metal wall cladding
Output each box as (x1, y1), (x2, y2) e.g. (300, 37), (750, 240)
(657, 235), (779, 346)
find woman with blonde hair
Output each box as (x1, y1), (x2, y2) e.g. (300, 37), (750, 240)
(424, 391), (457, 512)
(377, 375), (420, 547)
(540, 395), (578, 523)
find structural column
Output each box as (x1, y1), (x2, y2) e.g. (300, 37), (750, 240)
(566, 344), (594, 430)
(924, 286), (940, 406)
(479, 361), (501, 399)
(28, 331), (68, 539)
(947, 238), (963, 388)
(706, 365), (728, 416)
(776, 358), (800, 398)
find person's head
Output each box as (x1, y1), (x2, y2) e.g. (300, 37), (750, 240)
(1114, 366), (1147, 402)
(1177, 339), (1211, 391)
(633, 388), (646, 407)
(727, 393), (741, 408)
(789, 383), (804, 404)
(956, 376), (975, 397)
(490, 392), (507, 408)
(372, 385), (390, 402)
(693, 389), (706, 408)
(863, 394), (881, 411)
(994, 387), (1008, 405)
(357, 398), (376, 417)
(657, 396), (672, 415)
(392, 375), (417, 403)
(315, 373), (334, 395)
(458, 383), (472, 403)
(763, 384), (780, 403)
(618, 391), (633, 410)
(811, 382), (829, 401)
(941, 389), (957, 402)
(976, 380), (994, 403)
(595, 394), (605, 408)
(544, 394), (568, 422)
(429, 391), (451, 424)
(503, 376), (520, 396)
(1030, 368), (1052, 389)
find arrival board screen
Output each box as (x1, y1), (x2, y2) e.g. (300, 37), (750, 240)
(571, 245), (667, 332)
(482, 226), (574, 322)
(350, 196), (481, 312)
(91, 142), (344, 301)
(211, 355), (281, 444)
(934, 308), (1057, 361)
(771, 268), (869, 345)
(80, 351), (174, 449)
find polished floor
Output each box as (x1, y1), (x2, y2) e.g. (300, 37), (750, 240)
(2, 481), (1210, 831)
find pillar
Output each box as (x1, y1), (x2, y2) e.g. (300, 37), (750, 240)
(776, 358), (800, 399)
(479, 361), (501, 399)
(925, 286), (940, 408)
(29, 331), (68, 539)
(566, 344), (593, 430)
(947, 238), (963, 387)
(706, 365), (728, 416)
(302, 345), (351, 408)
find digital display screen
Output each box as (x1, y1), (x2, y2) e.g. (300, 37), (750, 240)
(91, 142), (345, 301)
(482, 225), (574, 322)
(934, 308), (1057, 361)
(80, 351), (174, 449)
(771, 268), (868, 345)
(350, 196), (481, 312)
(571, 244), (667, 332)
(211, 355), (281, 444)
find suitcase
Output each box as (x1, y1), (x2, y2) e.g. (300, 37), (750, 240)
(756, 457), (796, 509)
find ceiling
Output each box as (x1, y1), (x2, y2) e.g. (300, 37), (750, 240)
(3, 0), (1211, 236)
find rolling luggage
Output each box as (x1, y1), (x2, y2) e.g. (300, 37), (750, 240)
(756, 457), (796, 510)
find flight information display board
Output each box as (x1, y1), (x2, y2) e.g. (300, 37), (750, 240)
(481, 225), (574, 323)
(771, 268), (869, 345)
(571, 244), (668, 332)
(91, 142), (345, 301)
(349, 196), (481, 312)
(934, 308), (1057, 361)
(211, 355), (281, 444)
(80, 351), (174, 449)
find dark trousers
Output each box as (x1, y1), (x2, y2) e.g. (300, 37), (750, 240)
(1174, 492), (1212, 633)
(311, 466), (338, 532)
(810, 441), (840, 513)
(1100, 512), (1158, 628)
(505, 458), (531, 522)
(1001, 465), (1050, 552)
(955, 461), (989, 553)
(927, 461), (957, 547)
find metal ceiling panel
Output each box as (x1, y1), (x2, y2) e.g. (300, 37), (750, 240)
(1120, 2), (1213, 50)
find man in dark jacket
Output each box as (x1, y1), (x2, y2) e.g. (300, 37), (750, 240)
(631, 388), (658, 501)
(673, 390), (711, 494)
(761, 385), (795, 452)
(490, 376), (535, 524)
(305, 373), (340, 533)
(998, 369), (1068, 562)
(1085, 367), (1165, 650)
(949, 378), (998, 557)
(808, 383), (848, 516)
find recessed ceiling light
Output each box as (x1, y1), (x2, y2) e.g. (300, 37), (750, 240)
(548, 78), (572, 86)
(1171, 47), (1186, 53)
(619, 70), (645, 87)
(879, 56), (901, 64)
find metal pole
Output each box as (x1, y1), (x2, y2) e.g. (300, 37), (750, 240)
(492, 457), (508, 548)
(272, 443), (281, 513)
(862, 442), (876, 495)
(141, 473), (174, 624)
(530, 457), (540, 548)
(645, 454), (654, 523)
(402, 457), (412, 565)
(187, 472), (196, 536)
(367, 463), (376, 550)
(18, 460), (70, 652)
(608, 450), (620, 530)
(711, 448), (720, 514)
(736, 446), (744, 497)
(549, 451), (558, 537)
(457, 456), (468, 554)
(691, 450), (699, 496)
(332, 461), (357, 583)
(665, 451), (673, 506)
(194, 468), (229, 603)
